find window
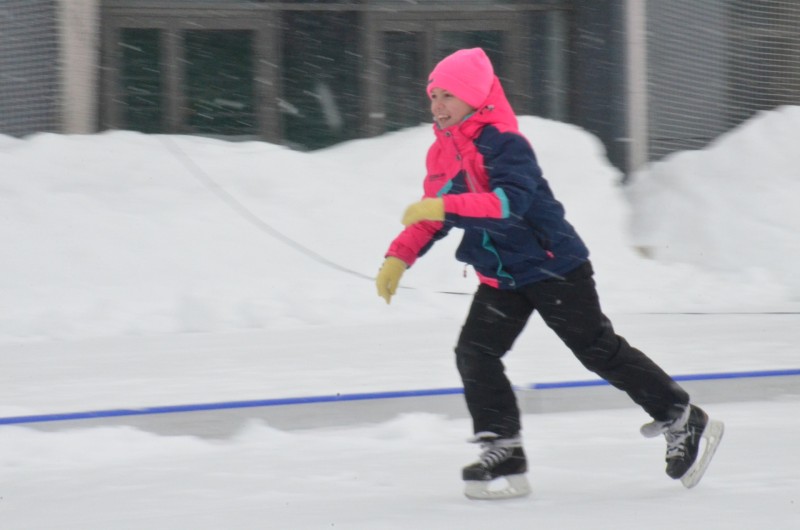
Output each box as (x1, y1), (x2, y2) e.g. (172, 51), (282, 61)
(280, 10), (361, 150)
(184, 30), (256, 136)
(383, 31), (427, 131)
(120, 28), (163, 133)
(103, 3), (572, 147)
(525, 10), (569, 121)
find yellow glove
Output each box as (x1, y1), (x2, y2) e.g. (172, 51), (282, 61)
(401, 198), (445, 226)
(376, 256), (407, 304)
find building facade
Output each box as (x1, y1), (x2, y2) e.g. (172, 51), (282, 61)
(99, 1), (577, 150)
(2, 0), (798, 175)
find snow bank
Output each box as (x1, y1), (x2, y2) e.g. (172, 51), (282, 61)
(628, 106), (800, 298)
(1, 111), (797, 342)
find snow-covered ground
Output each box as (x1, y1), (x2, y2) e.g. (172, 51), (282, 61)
(1, 108), (798, 528)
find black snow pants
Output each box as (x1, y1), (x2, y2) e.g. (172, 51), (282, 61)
(455, 261), (690, 438)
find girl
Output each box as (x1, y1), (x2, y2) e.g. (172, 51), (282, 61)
(375, 48), (723, 499)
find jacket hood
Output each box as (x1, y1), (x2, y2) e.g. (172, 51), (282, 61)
(434, 75), (519, 140)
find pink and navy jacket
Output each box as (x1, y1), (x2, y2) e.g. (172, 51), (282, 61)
(386, 76), (589, 289)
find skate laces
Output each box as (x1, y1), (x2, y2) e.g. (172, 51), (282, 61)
(640, 406), (692, 459)
(479, 445), (512, 468)
(469, 433), (521, 468)
(640, 405), (691, 438)
(664, 429), (689, 459)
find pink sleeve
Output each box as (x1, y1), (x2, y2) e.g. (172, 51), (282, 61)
(441, 188), (509, 219)
(385, 220), (444, 266)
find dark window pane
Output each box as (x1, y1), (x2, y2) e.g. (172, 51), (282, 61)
(281, 11), (361, 150)
(120, 28), (163, 133)
(184, 30), (256, 136)
(384, 31), (427, 132)
(525, 11), (569, 120)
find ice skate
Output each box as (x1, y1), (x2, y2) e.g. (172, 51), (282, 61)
(462, 433), (531, 500)
(641, 404), (724, 488)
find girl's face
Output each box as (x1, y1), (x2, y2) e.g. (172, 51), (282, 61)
(429, 88), (475, 129)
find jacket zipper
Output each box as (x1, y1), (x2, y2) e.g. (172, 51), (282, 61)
(455, 153), (478, 193)
(446, 131), (478, 193)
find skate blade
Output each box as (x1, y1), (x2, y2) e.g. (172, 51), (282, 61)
(681, 419), (725, 489)
(464, 474), (531, 500)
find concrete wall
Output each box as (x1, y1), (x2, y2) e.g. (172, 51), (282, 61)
(58, 0), (100, 134)
(0, 0), (61, 136)
(0, 0), (100, 137)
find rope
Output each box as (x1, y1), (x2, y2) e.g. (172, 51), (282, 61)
(160, 135), (375, 283)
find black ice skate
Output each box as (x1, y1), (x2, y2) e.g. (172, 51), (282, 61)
(462, 433), (530, 500)
(641, 404), (724, 488)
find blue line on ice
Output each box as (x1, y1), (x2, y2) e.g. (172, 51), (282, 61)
(1, 368), (798, 426)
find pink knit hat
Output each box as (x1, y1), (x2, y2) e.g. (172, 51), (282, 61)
(426, 48), (494, 109)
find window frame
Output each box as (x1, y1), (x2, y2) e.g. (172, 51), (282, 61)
(101, 2), (570, 145)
